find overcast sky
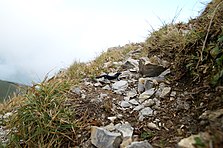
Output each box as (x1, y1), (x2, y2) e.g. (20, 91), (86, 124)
(0, 0), (210, 84)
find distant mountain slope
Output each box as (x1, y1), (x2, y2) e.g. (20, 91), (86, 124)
(0, 79), (20, 102)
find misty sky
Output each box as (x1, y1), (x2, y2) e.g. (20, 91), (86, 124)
(0, 0), (211, 84)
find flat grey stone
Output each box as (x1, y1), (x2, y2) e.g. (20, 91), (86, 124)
(124, 97), (130, 101)
(158, 68), (171, 77)
(115, 122), (134, 148)
(143, 99), (155, 107)
(147, 122), (160, 130)
(107, 116), (117, 123)
(120, 101), (132, 108)
(104, 123), (116, 131)
(71, 87), (82, 95)
(129, 99), (139, 105)
(127, 89), (137, 98)
(138, 88), (156, 102)
(94, 82), (103, 87)
(119, 70), (133, 79)
(115, 122), (134, 138)
(144, 79), (154, 91)
(112, 80), (128, 91)
(178, 132), (210, 148)
(103, 85), (111, 90)
(159, 82), (166, 89)
(155, 83), (166, 97)
(97, 77), (111, 84)
(133, 105), (144, 111)
(160, 87), (171, 98)
(138, 78), (154, 93)
(91, 126), (122, 148)
(140, 107), (153, 116)
(122, 58), (139, 70)
(139, 58), (166, 77)
(139, 115), (145, 121)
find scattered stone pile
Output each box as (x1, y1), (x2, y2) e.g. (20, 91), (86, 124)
(0, 112), (12, 145)
(67, 47), (194, 147)
(74, 44), (222, 147)
(87, 53), (168, 147)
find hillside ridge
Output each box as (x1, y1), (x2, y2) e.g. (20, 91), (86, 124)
(0, 0), (223, 147)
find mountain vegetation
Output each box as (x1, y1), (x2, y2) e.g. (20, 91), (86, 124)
(0, 80), (20, 102)
(0, 0), (223, 147)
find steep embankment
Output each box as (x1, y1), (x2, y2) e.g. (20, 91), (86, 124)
(0, 0), (223, 147)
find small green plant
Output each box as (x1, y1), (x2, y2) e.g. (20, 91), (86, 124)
(210, 33), (223, 86)
(193, 137), (206, 147)
(0, 142), (6, 148)
(140, 131), (154, 140)
(211, 69), (223, 86)
(159, 139), (165, 148)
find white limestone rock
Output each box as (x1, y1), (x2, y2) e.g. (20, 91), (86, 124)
(122, 57), (139, 70)
(120, 101), (132, 108)
(138, 88), (156, 102)
(115, 122), (134, 148)
(129, 99), (139, 105)
(91, 126), (122, 148)
(178, 132), (210, 148)
(133, 105), (144, 111)
(138, 78), (154, 94)
(103, 85), (111, 90)
(140, 107), (154, 116)
(147, 122), (160, 130)
(115, 122), (134, 138)
(127, 89), (137, 98)
(160, 87), (171, 98)
(112, 80), (128, 91)
(143, 99), (155, 107)
(94, 82), (103, 87)
(71, 87), (82, 95)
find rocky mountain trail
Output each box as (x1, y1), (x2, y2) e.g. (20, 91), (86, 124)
(61, 48), (222, 147)
(45, 40), (222, 147)
(0, 42), (222, 147)
(69, 52), (170, 147)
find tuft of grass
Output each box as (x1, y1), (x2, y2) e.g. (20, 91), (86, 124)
(193, 137), (206, 147)
(7, 78), (80, 147)
(145, 0), (223, 86)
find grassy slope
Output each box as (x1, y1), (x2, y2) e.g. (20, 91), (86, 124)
(1, 0), (223, 147)
(0, 80), (19, 102)
(1, 44), (147, 147)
